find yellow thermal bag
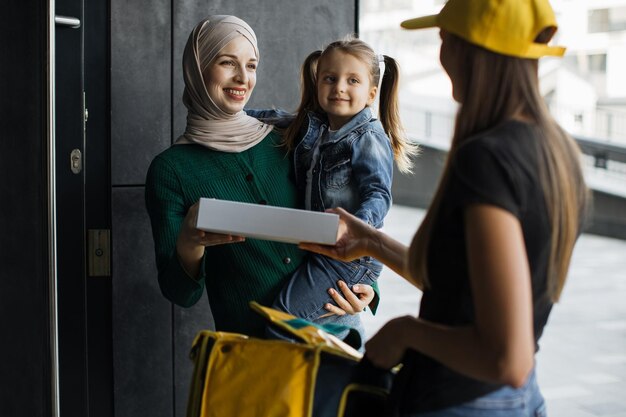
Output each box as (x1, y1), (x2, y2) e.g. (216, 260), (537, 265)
(186, 302), (393, 417)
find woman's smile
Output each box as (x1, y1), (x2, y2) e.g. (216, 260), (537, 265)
(224, 88), (247, 100)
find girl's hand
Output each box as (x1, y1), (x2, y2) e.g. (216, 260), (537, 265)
(299, 207), (378, 261)
(365, 316), (414, 369)
(323, 281), (375, 316)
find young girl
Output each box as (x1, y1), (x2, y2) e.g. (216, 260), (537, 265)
(254, 36), (418, 344)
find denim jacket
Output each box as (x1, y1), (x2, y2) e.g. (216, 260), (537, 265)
(246, 107), (393, 228)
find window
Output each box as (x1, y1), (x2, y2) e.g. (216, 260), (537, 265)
(588, 54), (607, 72)
(589, 7), (626, 33)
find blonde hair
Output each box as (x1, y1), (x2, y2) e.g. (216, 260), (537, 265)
(408, 31), (589, 301)
(284, 36), (418, 173)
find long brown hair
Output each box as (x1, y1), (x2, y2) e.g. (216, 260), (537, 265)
(408, 31), (589, 301)
(284, 36), (418, 173)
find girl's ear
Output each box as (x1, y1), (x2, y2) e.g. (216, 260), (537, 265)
(367, 85), (377, 106)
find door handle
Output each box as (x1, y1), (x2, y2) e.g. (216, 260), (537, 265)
(55, 15), (81, 28)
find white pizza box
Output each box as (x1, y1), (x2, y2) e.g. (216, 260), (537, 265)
(195, 198), (339, 245)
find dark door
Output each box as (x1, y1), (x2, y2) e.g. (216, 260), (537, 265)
(83, 0), (114, 415)
(56, 0), (113, 415)
(55, 0), (90, 415)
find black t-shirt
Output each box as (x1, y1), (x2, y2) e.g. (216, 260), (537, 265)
(393, 120), (557, 413)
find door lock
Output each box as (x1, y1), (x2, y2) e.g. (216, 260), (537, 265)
(70, 149), (82, 174)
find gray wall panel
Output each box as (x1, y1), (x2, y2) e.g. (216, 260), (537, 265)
(111, 0), (171, 186)
(250, 4), (354, 109)
(112, 187), (173, 417)
(173, 302), (213, 417)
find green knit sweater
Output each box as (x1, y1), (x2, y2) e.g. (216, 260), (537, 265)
(145, 131), (306, 336)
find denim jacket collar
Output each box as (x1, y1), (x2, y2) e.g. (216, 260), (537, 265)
(307, 107), (375, 145)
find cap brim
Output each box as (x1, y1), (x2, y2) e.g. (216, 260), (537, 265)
(400, 14), (438, 30)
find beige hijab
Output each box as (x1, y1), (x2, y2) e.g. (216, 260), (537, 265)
(175, 15), (272, 152)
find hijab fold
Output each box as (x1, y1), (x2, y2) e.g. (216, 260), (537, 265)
(175, 15), (272, 152)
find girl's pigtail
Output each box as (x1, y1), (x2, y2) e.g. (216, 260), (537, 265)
(284, 50), (322, 151)
(378, 55), (419, 173)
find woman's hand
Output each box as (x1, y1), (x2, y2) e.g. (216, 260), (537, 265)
(365, 315), (414, 369)
(299, 207), (378, 262)
(176, 202), (244, 277)
(178, 203), (245, 248)
(322, 281), (376, 316)
(303, 207), (414, 286)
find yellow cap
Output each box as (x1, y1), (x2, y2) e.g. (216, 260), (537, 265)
(400, 0), (566, 59)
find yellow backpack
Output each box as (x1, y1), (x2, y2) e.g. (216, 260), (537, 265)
(186, 302), (393, 417)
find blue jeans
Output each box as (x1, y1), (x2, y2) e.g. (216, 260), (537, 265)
(402, 369), (546, 417)
(270, 254), (382, 348)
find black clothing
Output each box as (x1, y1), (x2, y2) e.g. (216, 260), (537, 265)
(394, 120), (556, 413)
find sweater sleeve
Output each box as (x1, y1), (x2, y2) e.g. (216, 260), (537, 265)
(145, 154), (206, 307)
(369, 281), (380, 315)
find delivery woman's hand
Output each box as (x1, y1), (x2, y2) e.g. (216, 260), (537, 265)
(365, 315), (414, 369)
(299, 207), (378, 262)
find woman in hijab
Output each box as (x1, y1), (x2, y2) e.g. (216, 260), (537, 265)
(145, 15), (374, 337)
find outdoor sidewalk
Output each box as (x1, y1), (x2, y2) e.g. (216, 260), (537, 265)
(361, 204), (626, 417)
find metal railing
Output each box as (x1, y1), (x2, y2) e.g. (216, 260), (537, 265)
(403, 106), (626, 198)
